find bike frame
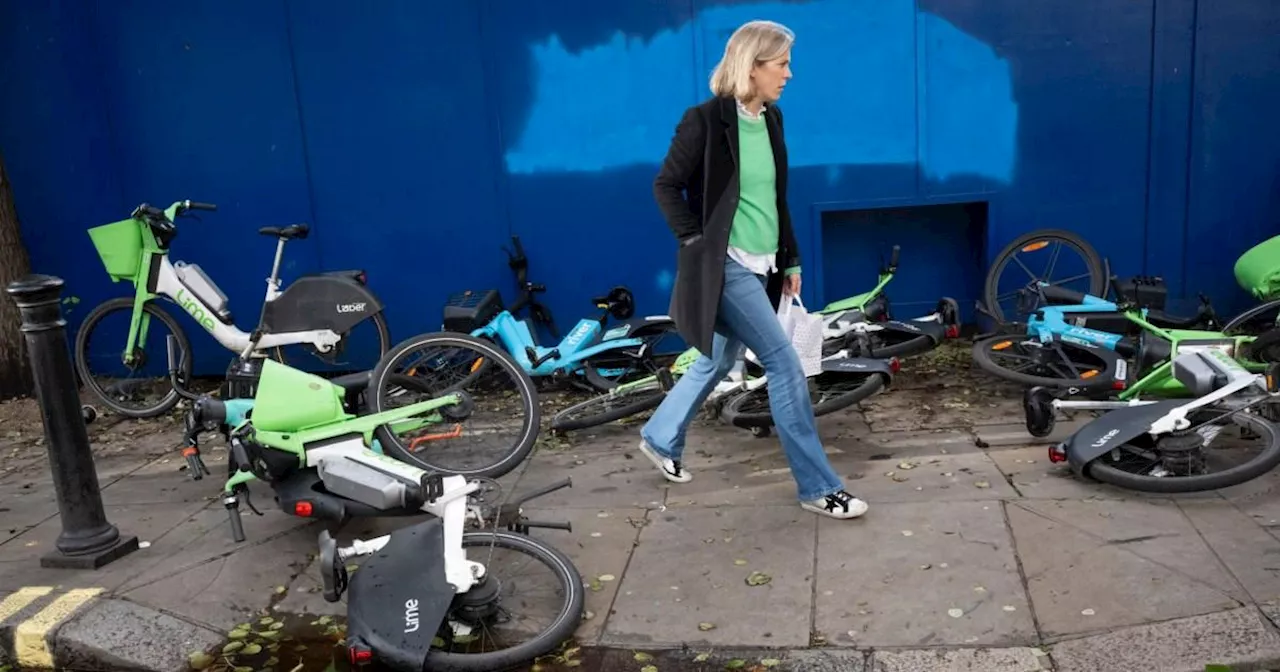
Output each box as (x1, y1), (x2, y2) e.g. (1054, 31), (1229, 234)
(1018, 293), (1264, 401)
(116, 202), (341, 364)
(471, 311), (648, 378)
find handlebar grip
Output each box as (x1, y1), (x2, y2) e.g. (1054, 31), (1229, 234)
(186, 201), (217, 212)
(889, 245), (901, 268)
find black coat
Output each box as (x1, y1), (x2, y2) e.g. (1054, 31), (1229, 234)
(653, 95), (800, 356)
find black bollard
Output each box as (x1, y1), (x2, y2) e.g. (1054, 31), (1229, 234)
(6, 274), (139, 569)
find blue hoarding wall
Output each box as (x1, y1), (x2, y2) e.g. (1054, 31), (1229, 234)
(1, 0), (1277, 375)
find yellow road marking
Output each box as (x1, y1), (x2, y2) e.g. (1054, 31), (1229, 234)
(0, 586), (53, 622)
(14, 587), (103, 669)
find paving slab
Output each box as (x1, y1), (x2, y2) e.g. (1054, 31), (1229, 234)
(0, 499), (210, 592)
(815, 500), (1035, 648)
(52, 597), (224, 672)
(118, 514), (320, 632)
(828, 450), (1020, 505)
(0, 481), (57, 544)
(1177, 499), (1280, 605)
(521, 506), (647, 644)
(1050, 606), (1280, 672)
(603, 505), (817, 648)
(871, 647), (1052, 671)
(1006, 501), (1243, 639)
(517, 443), (667, 510)
(856, 429), (983, 457)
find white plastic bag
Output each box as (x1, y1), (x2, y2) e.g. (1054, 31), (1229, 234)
(777, 296), (824, 378)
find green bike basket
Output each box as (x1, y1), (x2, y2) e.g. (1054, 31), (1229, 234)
(87, 218), (143, 282)
(1234, 234), (1280, 301)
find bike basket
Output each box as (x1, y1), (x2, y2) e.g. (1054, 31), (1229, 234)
(87, 218), (144, 281)
(1234, 234), (1280, 300)
(442, 289), (505, 333)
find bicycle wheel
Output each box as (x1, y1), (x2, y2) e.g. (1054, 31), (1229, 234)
(270, 311), (391, 376)
(74, 297), (191, 418)
(550, 377), (666, 433)
(425, 531), (585, 672)
(983, 229), (1106, 325)
(972, 334), (1122, 390)
(1086, 408), (1280, 493)
(368, 332), (539, 480)
(721, 370), (887, 429)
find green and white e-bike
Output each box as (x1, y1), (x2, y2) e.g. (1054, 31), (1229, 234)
(76, 200), (391, 418)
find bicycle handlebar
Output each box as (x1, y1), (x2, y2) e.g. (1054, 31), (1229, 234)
(889, 245), (901, 269)
(184, 200), (217, 212)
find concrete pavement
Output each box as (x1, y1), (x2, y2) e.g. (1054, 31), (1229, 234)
(3, 350), (1280, 671)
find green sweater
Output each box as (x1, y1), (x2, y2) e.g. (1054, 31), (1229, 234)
(729, 110), (800, 276)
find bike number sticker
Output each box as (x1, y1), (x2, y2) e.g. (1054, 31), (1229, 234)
(603, 326), (630, 341)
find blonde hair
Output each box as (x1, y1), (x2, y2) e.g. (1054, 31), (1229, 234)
(709, 20), (795, 101)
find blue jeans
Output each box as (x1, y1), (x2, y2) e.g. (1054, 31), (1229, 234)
(641, 258), (845, 502)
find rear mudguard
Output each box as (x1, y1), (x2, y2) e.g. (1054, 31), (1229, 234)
(1063, 400), (1185, 476)
(261, 275), (384, 335)
(599, 315), (676, 342)
(821, 356), (896, 381)
(346, 517), (454, 672)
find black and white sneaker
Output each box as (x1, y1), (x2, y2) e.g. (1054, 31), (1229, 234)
(801, 490), (868, 519)
(637, 439), (692, 483)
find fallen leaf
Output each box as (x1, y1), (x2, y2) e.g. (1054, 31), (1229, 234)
(187, 651), (214, 670)
(241, 643), (262, 656)
(599, 574), (616, 582)
(897, 461), (917, 470)
(589, 578), (603, 592)
(734, 559), (748, 566)
(227, 629), (248, 640)
(760, 659), (781, 667)
(919, 564), (932, 570)
(565, 661), (582, 668)
(745, 571), (772, 586)
(1002, 605), (1016, 612)
(270, 622), (284, 630)
(694, 652), (711, 662)
(901, 530), (914, 537)
(258, 617), (275, 626)
(725, 661), (746, 670)
(948, 608), (964, 618)
(698, 622), (716, 631)
(641, 666), (658, 672)
(1081, 608), (1095, 616)
(274, 585), (287, 595)
(222, 642), (244, 654)
(974, 481), (991, 489)
(892, 474), (909, 482)
(634, 651), (654, 662)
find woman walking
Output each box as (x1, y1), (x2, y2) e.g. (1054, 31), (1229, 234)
(638, 19), (867, 520)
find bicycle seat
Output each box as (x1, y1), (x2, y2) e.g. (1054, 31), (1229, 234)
(258, 224), (310, 240)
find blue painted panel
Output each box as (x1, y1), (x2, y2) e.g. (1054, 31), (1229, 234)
(820, 202), (987, 320)
(284, 0), (505, 349)
(1183, 0), (1280, 320)
(86, 0), (316, 374)
(0, 2), (126, 330)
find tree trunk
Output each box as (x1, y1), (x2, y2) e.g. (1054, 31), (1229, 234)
(0, 149), (34, 398)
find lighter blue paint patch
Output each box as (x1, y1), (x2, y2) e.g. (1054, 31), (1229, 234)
(504, 0), (1018, 184)
(656, 268), (673, 293)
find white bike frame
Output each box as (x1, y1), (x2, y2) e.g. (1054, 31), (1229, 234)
(150, 238), (341, 359)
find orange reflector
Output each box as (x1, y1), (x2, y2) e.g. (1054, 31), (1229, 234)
(1021, 241), (1050, 252)
(1081, 370), (1098, 379)
(408, 423), (464, 452)
(470, 357), (485, 373)
(181, 445), (198, 457)
(992, 341), (1013, 350)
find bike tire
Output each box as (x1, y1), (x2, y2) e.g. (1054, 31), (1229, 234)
(983, 229), (1106, 325)
(368, 332), (539, 480)
(550, 378), (666, 432)
(721, 372), (886, 429)
(971, 334), (1122, 390)
(73, 297), (192, 419)
(425, 531), (585, 672)
(1086, 411), (1280, 493)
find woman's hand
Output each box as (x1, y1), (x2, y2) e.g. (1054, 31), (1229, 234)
(783, 273), (801, 296)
